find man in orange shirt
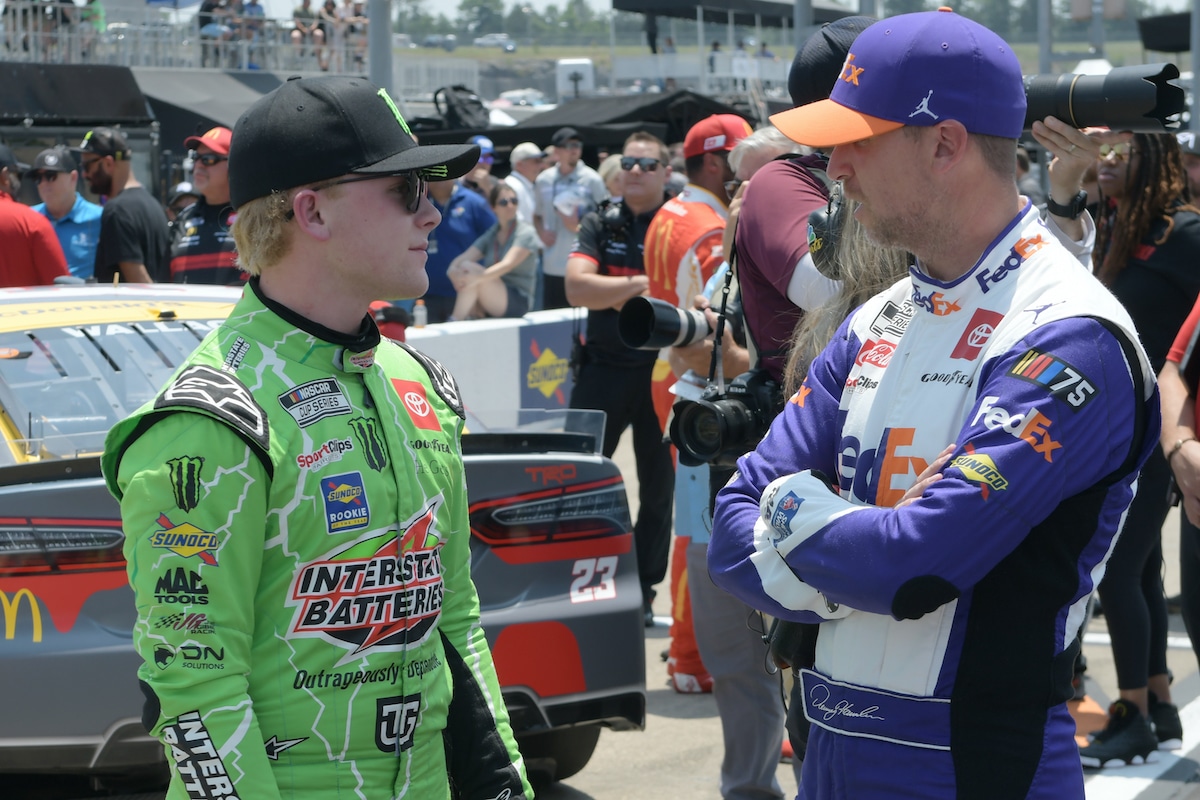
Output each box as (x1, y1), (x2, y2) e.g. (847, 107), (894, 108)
(0, 144), (68, 287)
(646, 114), (787, 798)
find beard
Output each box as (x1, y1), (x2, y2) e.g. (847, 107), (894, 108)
(857, 198), (941, 258)
(88, 170), (113, 197)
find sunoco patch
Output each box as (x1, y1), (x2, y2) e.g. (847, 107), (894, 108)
(322, 472), (370, 533)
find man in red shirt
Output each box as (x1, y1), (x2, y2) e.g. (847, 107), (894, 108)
(0, 144), (68, 287)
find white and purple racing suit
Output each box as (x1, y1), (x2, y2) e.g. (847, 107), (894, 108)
(710, 203), (1159, 799)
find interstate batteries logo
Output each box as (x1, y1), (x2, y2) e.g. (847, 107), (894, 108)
(289, 497), (446, 658)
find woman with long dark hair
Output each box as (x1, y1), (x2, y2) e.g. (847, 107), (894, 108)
(1080, 133), (1200, 768)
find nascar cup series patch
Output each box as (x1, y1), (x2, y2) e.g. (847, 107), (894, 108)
(278, 378), (352, 428)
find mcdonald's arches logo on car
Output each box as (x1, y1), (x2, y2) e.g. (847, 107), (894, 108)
(1, 588), (43, 642)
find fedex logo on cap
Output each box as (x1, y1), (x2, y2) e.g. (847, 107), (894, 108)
(840, 53), (864, 86)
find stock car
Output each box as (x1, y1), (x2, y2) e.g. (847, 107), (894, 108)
(0, 285), (645, 796)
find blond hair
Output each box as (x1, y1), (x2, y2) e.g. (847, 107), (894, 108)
(230, 192), (294, 276)
(782, 199), (910, 395)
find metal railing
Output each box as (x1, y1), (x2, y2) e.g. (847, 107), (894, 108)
(0, 1), (478, 93)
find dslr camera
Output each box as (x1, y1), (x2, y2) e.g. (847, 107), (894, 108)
(669, 368), (783, 468)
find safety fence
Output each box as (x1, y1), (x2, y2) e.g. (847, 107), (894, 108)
(0, 1), (478, 95)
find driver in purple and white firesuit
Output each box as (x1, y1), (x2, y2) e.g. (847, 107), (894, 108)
(708, 11), (1159, 799)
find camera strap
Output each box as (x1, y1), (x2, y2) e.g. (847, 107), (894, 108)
(720, 209), (766, 387)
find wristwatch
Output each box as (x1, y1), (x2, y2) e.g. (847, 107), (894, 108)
(1046, 190), (1088, 220)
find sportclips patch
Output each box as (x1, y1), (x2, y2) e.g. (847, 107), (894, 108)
(162, 711), (237, 799)
(289, 497), (446, 657)
(278, 379), (352, 428)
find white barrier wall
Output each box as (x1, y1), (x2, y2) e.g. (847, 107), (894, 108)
(404, 308), (581, 429)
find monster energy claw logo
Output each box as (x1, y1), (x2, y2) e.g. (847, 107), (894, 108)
(377, 89), (413, 138)
(167, 456), (205, 512)
(349, 417), (388, 472)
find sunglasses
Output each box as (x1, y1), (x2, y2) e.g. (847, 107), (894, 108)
(1099, 142), (1134, 161)
(194, 153), (228, 167)
(284, 172), (428, 219)
(80, 157), (102, 174)
(620, 156), (662, 172)
(724, 179), (742, 197)
(29, 172), (62, 184)
(560, 141), (583, 150)
(496, 197), (518, 207)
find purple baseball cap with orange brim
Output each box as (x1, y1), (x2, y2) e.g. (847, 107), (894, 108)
(771, 8), (1026, 149)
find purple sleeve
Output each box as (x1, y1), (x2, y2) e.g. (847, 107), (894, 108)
(710, 316), (1155, 620)
(706, 313), (860, 621)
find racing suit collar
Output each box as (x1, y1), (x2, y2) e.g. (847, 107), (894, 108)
(248, 277), (381, 354)
(907, 199), (1040, 300)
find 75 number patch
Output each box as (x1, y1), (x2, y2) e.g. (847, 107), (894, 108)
(1007, 348), (1096, 410)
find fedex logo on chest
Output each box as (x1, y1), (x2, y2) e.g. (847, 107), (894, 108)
(837, 426), (930, 506)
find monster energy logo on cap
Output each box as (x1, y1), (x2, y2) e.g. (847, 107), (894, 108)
(377, 89), (413, 138)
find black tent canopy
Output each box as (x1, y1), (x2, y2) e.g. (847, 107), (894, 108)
(131, 69), (288, 153)
(409, 90), (750, 169)
(0, 63), (153, 127)
(613, 0), (851, 28)
(513, 89), (751, 147)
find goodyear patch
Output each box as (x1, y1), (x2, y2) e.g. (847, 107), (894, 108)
(322, 472), (370, 533)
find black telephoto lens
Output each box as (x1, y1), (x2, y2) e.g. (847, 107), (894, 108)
(1023, 63), (1184, 133)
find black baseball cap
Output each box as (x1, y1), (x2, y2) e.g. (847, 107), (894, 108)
(0, 144), (29, 173)
(29, 146), (77, 174)
(551, 127), (581, 147)
(77, 127), (132, 160)
(787, 16), (875, 109)
(229, 75), (480, 209)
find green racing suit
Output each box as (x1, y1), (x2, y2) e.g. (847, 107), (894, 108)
(103, 280), (532, 800)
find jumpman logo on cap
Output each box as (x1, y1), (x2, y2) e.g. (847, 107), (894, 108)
(909, 91), (939, 121)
